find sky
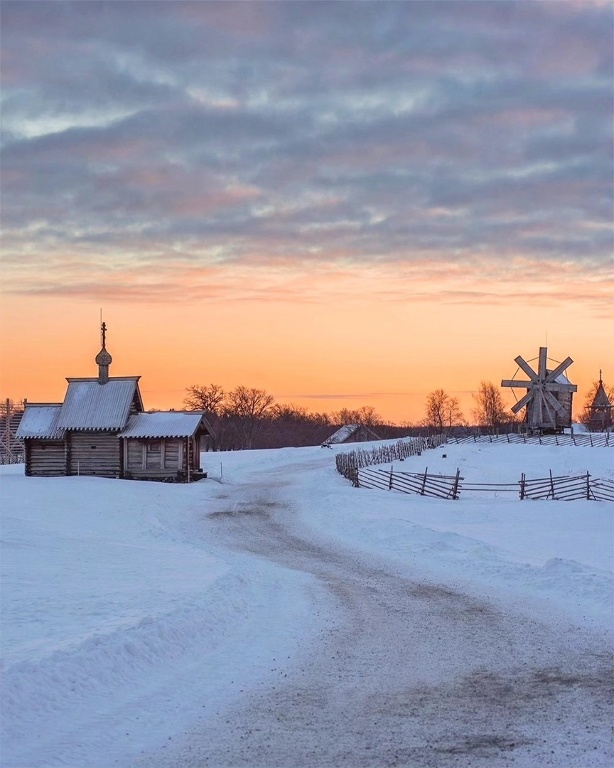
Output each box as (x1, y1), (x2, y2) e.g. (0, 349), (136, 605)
(1, 0), (612, 423)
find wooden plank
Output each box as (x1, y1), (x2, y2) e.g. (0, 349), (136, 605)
(28, 441), (66, 476)
(69, 431), (120, 477)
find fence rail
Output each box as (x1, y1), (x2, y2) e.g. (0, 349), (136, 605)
(591, 478), (614, 502)
(520, 472), (592, 500)
(358, 466), (461, 499)
(448, 432), (612, 448)
(356, 466), (613, 502)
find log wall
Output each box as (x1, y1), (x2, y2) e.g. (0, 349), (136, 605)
(26, 441), (66, 476)
(68, 431), (121, 477)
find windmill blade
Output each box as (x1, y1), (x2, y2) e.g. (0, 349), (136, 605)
(538, 347), (548, 380)
(514, 356), (538, 382)
(501, 379), (533, 389)
(542, 388), (565, 415)
(544, 356), (574, 383)
(511, 389), (535, 414)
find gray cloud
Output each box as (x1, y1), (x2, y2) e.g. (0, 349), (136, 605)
(1, 0), (612, 290)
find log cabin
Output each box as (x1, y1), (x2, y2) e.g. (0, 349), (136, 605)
(16, 324), (213, 481)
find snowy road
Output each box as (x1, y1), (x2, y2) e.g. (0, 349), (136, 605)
(141, 463), (614, 768)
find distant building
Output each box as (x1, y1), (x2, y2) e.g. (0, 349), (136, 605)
(501, 346), (577, 433)
(16, 324), (213, 481)
(322, 423), (381, 446)
(587, 373), (612, 433)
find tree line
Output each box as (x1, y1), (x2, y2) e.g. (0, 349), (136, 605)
(182, 384), (411, 450)
(182, 378), (611, 450)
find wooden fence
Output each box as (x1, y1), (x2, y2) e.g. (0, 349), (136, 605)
(520, 472), (614, 501)
(356, 466), (614, 502)
(591, 478), (614, 502)
(335, 435), (447, 486)
(448, 432), (612, 448)
(359, 466), (462, 499)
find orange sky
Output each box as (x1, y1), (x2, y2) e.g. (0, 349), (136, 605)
(1, 259), (611, 424)
(1, 2), (612, 425)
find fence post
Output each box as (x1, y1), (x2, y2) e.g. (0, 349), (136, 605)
(586, 471), (590, 500)
(421, 467), (428, 495)
(388, 464), (394, 491)
(549, 469), (555, 499)
(452, 468), (461, 500)
(519, 472), (525, 500)
(590, 433), (593, 447)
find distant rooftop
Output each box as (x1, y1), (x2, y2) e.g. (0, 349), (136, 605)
(120, 412), (212, 439)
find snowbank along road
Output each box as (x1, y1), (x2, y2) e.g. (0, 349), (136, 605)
(140, 456), (614, 768)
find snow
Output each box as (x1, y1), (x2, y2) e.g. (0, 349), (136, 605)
(1, 439), (612, 767)
(14, 405), (63, 440)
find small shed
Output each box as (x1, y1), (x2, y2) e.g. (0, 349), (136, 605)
(322, 424), (381, 446)
(120, 412), (213, 481)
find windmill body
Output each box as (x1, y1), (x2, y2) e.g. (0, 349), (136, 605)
(501, 347), (577, 433)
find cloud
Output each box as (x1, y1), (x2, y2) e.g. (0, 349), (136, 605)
(4, 254), (612, 325)
(1, 0), (612, 288)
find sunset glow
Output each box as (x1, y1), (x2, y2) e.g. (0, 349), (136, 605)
(1, 1), (612, 424)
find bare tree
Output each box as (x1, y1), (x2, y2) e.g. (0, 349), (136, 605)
(424, 389), (446, 432)
(443, 395), (465, 432)
(224, 386), (275, 448)
(184, 384), (226, 415)
(424, 389), (462, 433)
(472, 381), (510, 433)
(330, 405), (383, 427)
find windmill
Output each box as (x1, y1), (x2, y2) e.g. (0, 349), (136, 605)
(501, 347), (577, 433)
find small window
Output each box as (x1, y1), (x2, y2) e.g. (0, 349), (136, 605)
(91, 445), (97, 450)
(147, 442), (161, 453)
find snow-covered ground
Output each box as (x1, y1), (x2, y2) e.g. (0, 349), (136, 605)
(1, 439), (612, 767)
